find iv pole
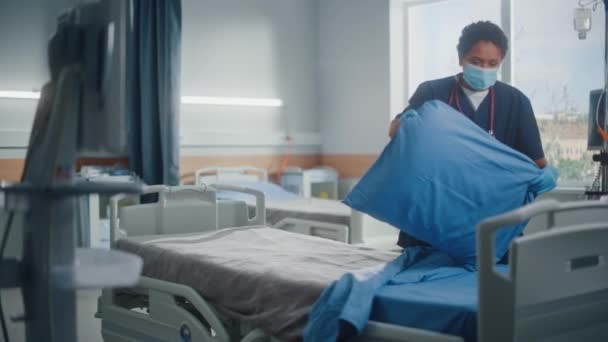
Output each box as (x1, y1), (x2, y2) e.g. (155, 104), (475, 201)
(0, 2), (143, 341)
(0, 67), (143, 342)
(585, 0), (608, 198)
(601, 0), (608, 194)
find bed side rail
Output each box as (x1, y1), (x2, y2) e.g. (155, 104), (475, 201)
(97, 276), (231, 342)
(157, 185), (220, 234)
(273, 217), (349, 243)
(139, 276), (230, 341)
(109, 185), (167, 246)
(211, 184), (266, 226)
(477, 198), (608, 280)
(477, 197), (608, 342)
(111, 184), (266, 241)
(195, 166), (269, 185)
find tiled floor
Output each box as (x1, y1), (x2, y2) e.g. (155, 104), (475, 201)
(1, 288), (103, 342)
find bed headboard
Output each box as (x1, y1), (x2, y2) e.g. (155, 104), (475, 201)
(110, 185), (266, 243)
(195, 166), (269, 186)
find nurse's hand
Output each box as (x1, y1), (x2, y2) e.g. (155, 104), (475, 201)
(389, 116), (400, 138)
(535, 158), (548, 169)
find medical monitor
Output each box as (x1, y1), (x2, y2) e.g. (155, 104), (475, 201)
(58, 0), (129, 156)
(588, 89), (607, 151)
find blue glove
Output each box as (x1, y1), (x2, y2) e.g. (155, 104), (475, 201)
(529, 165), (559, 195)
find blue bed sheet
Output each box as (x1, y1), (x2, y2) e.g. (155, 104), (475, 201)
(216, 181), (298, 202)
(371, 266), (508, 342)
(304, 247), (508, 342)
(343, 100), (558, 264)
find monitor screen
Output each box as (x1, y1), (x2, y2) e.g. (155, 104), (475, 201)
(588, 89), (607, 151)
(65, 0), (129, 156)
(21, 0), (130, 182)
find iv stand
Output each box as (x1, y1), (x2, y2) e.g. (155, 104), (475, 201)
(585, 0), (608, 198)
(0, 66), (143, 342)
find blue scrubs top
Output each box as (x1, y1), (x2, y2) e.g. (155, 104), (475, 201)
(404, 75), (545, 161)
(397, 75), (545, 250)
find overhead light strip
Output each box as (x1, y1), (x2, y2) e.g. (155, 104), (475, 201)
(181, 96), (283, 107)
(0, 91), (283, 108)
(0, 91), (41, 99)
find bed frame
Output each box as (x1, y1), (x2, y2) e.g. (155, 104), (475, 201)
(477, 198), (608, 342)
(194, 166), (398, 248)
(96, 186), (608, 341)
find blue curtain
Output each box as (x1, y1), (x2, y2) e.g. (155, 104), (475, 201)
(129, 0), (181, 185)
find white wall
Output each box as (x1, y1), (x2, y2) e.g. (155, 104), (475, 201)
(0, 0), (72, 90)
(0, 0), (74, 157)
(180, 0), (321, 155)
(0, 0), (403, 158)
(318, 0), (392, 155)
(0, 0), (323, 157)
(389, 0), (406, 117)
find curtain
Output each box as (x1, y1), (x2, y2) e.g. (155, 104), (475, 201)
(129, 0), (181, 185)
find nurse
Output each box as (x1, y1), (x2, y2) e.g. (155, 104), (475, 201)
(389, 21), (548, 258)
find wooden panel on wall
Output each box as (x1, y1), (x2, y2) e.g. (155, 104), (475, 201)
(1, 154), (376, 183)
(0, 158), (129, 183)
(0, 159), (25, 182)
(321, 154), (378, 179)
(76, 157), (129, 171)
(180, 154), (322, 184)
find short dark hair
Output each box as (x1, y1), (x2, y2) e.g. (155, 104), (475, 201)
(457, 21), (508, 59)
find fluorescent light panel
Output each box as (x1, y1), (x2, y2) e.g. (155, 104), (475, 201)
(0, 91), (283, 108)
(0, 91), (41, 99)
(181, 96), (283, 107)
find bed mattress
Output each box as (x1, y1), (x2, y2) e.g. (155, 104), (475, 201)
(263, 197), (351, 226)
(116, 226), (397, 341)
(217, 181), (352, 226)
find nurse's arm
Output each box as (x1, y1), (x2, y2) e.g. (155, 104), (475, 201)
(535, 157), (547, 169)
(390, 83), (433, 139)
(389, 116), (400, 138)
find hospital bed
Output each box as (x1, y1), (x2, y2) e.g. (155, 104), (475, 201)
(96, 184), (608, 342)
(194, 166), (398, 249)
(96, 184), (459, 341)
(477, 198), (608, 341)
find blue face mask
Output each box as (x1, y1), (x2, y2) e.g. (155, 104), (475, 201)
(462, 64), (498, 91)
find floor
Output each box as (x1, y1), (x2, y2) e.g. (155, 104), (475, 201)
(1, 288), (104, 342)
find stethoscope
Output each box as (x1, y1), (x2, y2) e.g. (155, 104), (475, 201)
(447, 76), (495, 136)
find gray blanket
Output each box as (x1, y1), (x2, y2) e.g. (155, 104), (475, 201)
(117, 226), (397, 341)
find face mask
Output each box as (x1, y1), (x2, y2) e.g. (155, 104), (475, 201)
(462, 63), (498, 91)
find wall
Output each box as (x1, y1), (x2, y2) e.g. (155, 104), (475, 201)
(180, 0), (321, 157)
(0, 0), (324, 181)
(318, 0), (391, 156)
(0, 0), (405, 183)
(0, 0), (74, 160)
(317, 0), (407, 187)
(178, 0), (324, 181)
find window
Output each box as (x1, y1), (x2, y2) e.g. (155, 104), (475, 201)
(406, 0), (501, 98)
(404, 0), (604, 184)
(513, 0), (604, 183)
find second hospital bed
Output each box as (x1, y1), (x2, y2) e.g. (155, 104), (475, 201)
(97, 185), (608, 342)
(194, 166), (399, 249)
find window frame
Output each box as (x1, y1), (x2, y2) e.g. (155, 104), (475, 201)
(402, 0), (595, 188)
